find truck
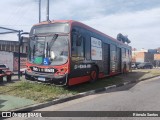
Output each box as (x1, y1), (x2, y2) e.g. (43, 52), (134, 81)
(0, 64), (13, 83)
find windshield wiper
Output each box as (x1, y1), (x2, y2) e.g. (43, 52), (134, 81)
(46, 42), (49, 57)
(33, 45), (35, 59)
(48, 34), (58, 49)
(30, 34), (58, 63)
(46, 34), (58, 59)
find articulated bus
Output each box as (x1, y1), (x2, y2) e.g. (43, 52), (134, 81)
(25, 20), (132, 86)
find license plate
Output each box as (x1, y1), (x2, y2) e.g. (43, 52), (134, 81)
(38, 77), (45, 81)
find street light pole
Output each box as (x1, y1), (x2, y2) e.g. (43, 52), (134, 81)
(39, 0), (41, 23)
(18, 31), (29, 79)
(18, 31), (21, 79)
(46, 0), (49, 21)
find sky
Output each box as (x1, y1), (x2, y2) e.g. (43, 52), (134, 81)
(0, 0), (160, 50)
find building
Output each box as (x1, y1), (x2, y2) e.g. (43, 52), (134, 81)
(154, 54), (160, 67)
(148, 49), (158, 54)
(154, 54), (160, 60)
(132, 49), (154, 65)
(132, 51), (154, 63)
(0, 37), (28, 53)
(0, 37), (28, 71)
(132, 48), (160, 67)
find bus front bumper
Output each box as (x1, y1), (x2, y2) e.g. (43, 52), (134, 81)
(25, 70), (68, 85)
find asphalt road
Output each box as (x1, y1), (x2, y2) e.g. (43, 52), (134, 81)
(7, 76), (160, 120)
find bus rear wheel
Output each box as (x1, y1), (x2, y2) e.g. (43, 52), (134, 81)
(90, 66), (98, 83)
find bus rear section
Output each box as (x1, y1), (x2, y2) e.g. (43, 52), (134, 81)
(67, 21), (131, 85)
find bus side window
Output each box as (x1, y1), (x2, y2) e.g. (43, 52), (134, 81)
(77, 36), (84, 57)
(71, 33), (84, 57)
(71, 34), (77, 56)
(85, 35), (91, 60)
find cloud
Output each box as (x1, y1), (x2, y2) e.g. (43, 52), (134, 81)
(0, 0), (38, 31)
(48, 0), (160, 20)
(0, 0), (160, 49)
(81, 7), (160, 49)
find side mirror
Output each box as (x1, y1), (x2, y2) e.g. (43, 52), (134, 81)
(76, 35), (83, 46)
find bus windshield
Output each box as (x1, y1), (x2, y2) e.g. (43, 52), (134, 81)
(29, 35), (69, 66)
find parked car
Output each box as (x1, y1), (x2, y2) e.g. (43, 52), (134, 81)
(0, 64), (13, 82)
(131, 62), (141, 69)
(0, 64), (9, 71)
(137, 62), (153, 69)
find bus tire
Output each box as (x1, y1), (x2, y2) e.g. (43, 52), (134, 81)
(90, 66), (98, 83)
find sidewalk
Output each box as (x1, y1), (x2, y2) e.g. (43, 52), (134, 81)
(0, 69), (160, 112)
(0, 95), (36, 111)
(0, 76), (36, 111)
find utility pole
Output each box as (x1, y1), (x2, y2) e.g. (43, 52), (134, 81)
(39, 0), (41, 23)
(18, 31), (22, 79)
(46, 0), (49, 21)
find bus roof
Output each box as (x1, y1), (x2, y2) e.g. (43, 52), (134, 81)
(33, 20), (131, 48)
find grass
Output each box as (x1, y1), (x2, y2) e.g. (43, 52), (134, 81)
(146, 69), (160, 75)
(0, 81), (73, 102)
(69, 76), (123, 93)
(131, 69), (160, 80)
(0, 76), (123, 103)
(0, 69), (160, 103)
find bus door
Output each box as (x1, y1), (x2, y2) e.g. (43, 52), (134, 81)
(117, 47), (121, 72)
(70, 32), (86, 78)
(103, 43), (110, 75)
(110, 44), (117, 74)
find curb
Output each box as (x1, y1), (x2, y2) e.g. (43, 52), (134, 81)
(3, 75), (160, 112)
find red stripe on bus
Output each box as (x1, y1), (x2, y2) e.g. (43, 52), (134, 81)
(98, 73), (105, 78)
(68, 76), (90, 86)
(109, 72), (120, 76)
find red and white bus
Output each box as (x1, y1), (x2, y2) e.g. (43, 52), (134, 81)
(25, 20), (131, 86)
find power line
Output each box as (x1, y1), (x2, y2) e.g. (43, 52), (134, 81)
(0, 24), (33, 26)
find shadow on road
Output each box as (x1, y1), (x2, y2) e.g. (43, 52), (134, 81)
(107, 83), (138, 93)
(118, 70), (149, 82)
(0, 99), (7, 109)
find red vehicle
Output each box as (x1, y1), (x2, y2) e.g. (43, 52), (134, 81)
(25, 20), (131, 86)
(0, 64), (13, 82)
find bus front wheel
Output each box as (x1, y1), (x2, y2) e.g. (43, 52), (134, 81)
(90, 66), (98, 83)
